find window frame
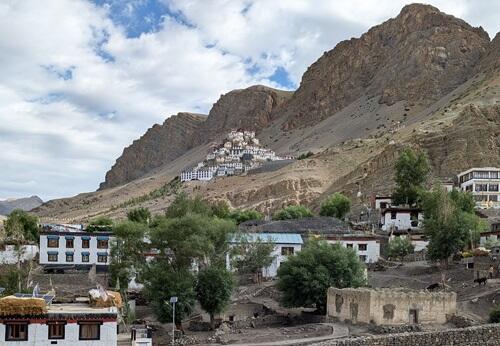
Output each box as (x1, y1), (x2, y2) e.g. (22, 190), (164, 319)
(66, 238), (74, 248)
(97, 254), (108, 263)
(358, 243), (368, 251)
(66, 253), (74, 262)
(82, 239), (90, 248)
(47, 238), (59, 248)
(78, 322), (101, 341)
(97, 240), (108, 249)
(5, 322), (29, 341)
(82, 253), (90, 263)
(48, 321), (66, 340)
(48, 253), (58, 262)
(280, 246), (295, 256)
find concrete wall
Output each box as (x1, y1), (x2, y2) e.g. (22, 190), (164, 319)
(310, 324), (500, 346)
(0, 321), (117, 346)
(327, 288), (456, 325)
(0, 244), (38, 264)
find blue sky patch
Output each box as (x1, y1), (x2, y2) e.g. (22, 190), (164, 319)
(269, 66), (295, 89)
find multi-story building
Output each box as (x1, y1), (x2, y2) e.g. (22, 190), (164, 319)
(380, 207), (423, 232)
(326, 235), (381, 263)
(458, 167), (500, 208)
(39, 225), (114, 272)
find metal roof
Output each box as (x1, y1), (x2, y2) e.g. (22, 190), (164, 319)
(229, 233), (303, 244)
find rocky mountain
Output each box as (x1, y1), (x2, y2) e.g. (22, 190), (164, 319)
(33, 4), (500, 222)
(100, 85), (292, 189)
(0, 196), (43, 215)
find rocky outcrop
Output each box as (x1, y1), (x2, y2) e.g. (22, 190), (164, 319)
(0, 196), (43, 215)
(281, 4), (490, 129)
(100, 86), (292, 189)
(100, 112), (206, 189)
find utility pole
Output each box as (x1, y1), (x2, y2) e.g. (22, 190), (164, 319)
(170, 296), (178, 346)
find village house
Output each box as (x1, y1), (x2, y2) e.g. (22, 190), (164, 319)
(0, 296), (118, 345)
(380, 207), (423, 232)
(325, 235), (380, 263)
(0, 242), (38, 265)
(226, 233), (303, 278)
(39, 224), (114, 272)
(458, 167), (500, 209)
(327, 287), (456, 326)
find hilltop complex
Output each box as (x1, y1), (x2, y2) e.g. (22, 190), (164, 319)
(180, 130), (292, 182)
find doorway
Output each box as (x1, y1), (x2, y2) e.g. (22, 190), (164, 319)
(409, 309), (418, 324)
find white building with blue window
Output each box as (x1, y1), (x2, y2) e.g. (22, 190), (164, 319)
(39, 225), (114, 272)
(227, 233), (303, 278)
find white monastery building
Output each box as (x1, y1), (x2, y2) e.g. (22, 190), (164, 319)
(458, 167), (500, 209)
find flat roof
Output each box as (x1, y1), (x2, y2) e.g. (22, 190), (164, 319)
(47, 304), (117, 315)
(229, 233), (303, 244)
(458, 167), (500, 176)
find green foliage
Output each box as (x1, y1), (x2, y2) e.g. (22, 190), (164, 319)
(109, 221), (148, 290)
(143, 264), (196, 323)
(489, 306), (500, 323)
(0, 269), (22, 296)
(483, 238), (500, 249)
(87, 216), (113, 232)
(196, 266), (234, 328)
(277, 240), (366, 312)
(165, 193), (213, 218)
(229, 209), (264, 224)
(297, 151), (314, 160)
(232, 237), (275, 275)
(387, 237), (414, 260)
(421, 187), (487, 264)
(392, 148), (430, 206)
(5, 209), (40, 242)
(211, 200), (231, 219)
(319, 193), (351, 219)
(273, 205), (313, 220)
(127, 207), (151, 224)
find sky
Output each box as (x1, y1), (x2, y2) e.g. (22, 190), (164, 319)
(0, 0), (498, 201)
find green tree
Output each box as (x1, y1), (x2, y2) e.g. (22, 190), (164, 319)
(5, 209), (39, 242)
(211, 200), (231, 219)
(319, 193), (351, 219)
(229, 209), (264, 224)
(489, 306), (500, 323)
(165, 193), (212, 218)
(273, 205), (313, 220)
(387, 237), (415, 260)
(392, 148), (430, 206)
(87, 216), (113, 232)
(421, 187), (487, 266)
(277, 240), (365, 313)
(127, 207), (151, 224)
(232, 237), (275, 282)
(196, 266), (234, 329)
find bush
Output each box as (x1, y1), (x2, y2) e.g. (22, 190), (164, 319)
(297, 152), (314, 160)
(319, 193), (351, 220)
(387, 237), (414, 260)
(273, 205), (313, 220)
(489, 306), (500, 323)
(229, 209), (263, 224)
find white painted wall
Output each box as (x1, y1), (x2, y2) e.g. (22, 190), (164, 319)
(0, 245), (38, 264)
(0, 321), (117, 346)
(381, 212), (423, 231)
(39, 234), (113, 266)
(327, 239), (380, 263)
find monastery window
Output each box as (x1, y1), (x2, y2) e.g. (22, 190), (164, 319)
(390, 211), (397, 219)
(79, 322), (101, 340)
(491, 171), (499, 179)
(475, 184), (488, 192)
(97, 239), (108, 249)
(47, 238), (59, 248)
(82, 238), (90, 248)
(65, 253), (74, 262)
(82, 252), (90, 262)
(48, 252), (58, 262)
(281, 247), (295, 256)
(48, 322), (66, 339)
(66, 238), (74, 248)
(383, 304), (395, 320)
(358, 244), (367, 251)
(489, 184), (499, 192)
(473, 171), (489, 179)
(5, 322), (28, 341)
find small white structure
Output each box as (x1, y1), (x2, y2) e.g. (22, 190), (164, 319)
(0, 300), (117, 345)
(227, 233), (303, 278)
(326, 235), (380, 263)
(458, 167), (500, 209)
(0, 244), (38, 264)
(380, 207), (423, 232)
(373, 196), (392, 210)
(39, 227), (114, 271)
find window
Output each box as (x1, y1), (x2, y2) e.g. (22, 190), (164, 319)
(82, 239), (90, 248)
(66, 239), (74, 248)
(97, 240), (108, 249)
(489, 184), (499, 192)
(5, 322), (28, 341)
(79, 322), (101, 340)
(490, 195), (499, 202)
(48, 322), (65, 339)
(82, 253), (90, 262)
(390, 211), (397, 219)
(66, 253), (74, 262)
(346, 243), (353, 248)
(473, 171), (489, 179)
(474, 195), (488, 202)
(97, 254), (107, 263)
(358, 243), (367, 251)
(48, 253), (58, 262)
(281, 247), (295, 256)
(359, 255), (367, 262)
(475, 184), (488, 192)
(47, 238), (59, 248)
(491, 171), (499, 179)
(465, 185), (473, 192)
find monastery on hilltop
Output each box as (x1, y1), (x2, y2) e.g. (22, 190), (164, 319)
(180, 130), (291, 182)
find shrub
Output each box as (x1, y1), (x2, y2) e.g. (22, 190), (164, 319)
(273, 205), (313, 220)
(489, 306), (500, 323)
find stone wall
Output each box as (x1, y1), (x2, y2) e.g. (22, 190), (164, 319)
(310, 324), (500, 346)
(327, 288), (456, 325)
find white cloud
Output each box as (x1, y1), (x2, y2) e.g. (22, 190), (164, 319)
(0, 0), (498, 200)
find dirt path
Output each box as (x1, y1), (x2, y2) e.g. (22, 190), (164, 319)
(231, 323), (349, 346)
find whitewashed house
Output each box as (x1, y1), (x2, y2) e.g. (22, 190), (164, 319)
(39, 226), (114, 272)
(380, 207), (423, 232)
(0, 244), (38, 264)
(326, 235), (381, 263)
(0, 300), (117, 345)
(227, 233), (303, 278)
(458, 167), (500, 208)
